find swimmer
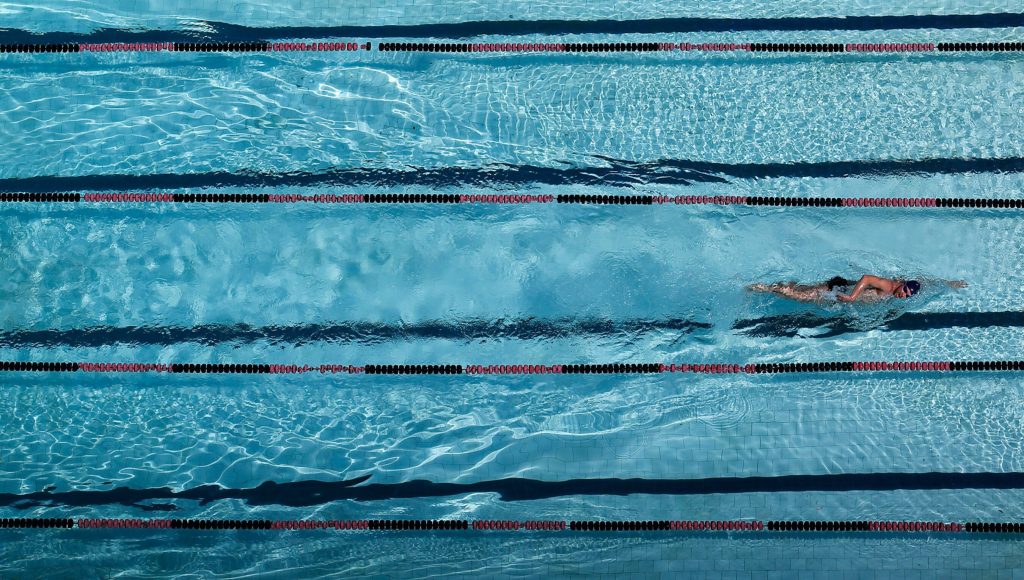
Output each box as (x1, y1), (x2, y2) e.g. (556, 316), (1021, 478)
(747, 275), (967, 303)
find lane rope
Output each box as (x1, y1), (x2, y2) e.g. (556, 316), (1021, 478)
(2, 41), (1023, 54)
(2, 193), (1023, 209)
(2, 360), (1022, 375)
(4, 517), (1024, 534)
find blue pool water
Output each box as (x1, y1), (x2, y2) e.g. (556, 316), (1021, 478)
(2, 2), (1024, 577)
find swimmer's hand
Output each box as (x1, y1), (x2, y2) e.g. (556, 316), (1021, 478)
(948, 280), (968, 289)
(836, 294), (855, 303)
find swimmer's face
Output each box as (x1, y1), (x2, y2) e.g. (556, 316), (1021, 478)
(894, 283), (909, 299)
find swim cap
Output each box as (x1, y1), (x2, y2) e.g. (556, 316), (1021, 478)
(904, 280), (921, 296)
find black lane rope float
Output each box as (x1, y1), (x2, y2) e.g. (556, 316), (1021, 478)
(2, 360), (1022, 375)
(2, 193), (1023, 209)
(4, 517), (1024, 535)
(2, 41), (1024, 54)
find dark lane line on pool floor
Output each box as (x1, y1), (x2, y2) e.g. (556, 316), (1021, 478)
(733, 311), (1024, 339)
(0, 318), (711, 348)
(0, 312), (1020, 348)
(7, 472), (1024, 509)
(2, 156), (1024, 193)
(1, 14), (1023, 44)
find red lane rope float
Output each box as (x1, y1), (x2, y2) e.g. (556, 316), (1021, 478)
(82, 194), (173, 202)
(673, 43), (752, 51)
(669, 520), (763, 531)
(2, 518), (1022, 533)
(2, 360), (1022, 374)
(460, 194), (553, 204)
(848, 43), (935, 52)
(267, 42), (368, 52)
(768, 521), (971, 532)
(79, 43), (176, 52)
(6, 192), (1024, 209)
(473, 520), (522, 531)
(466, 365), (564, 374)
(570, 520), (765, 531)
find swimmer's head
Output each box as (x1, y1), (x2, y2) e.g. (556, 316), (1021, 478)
(895, 280), (921, 298)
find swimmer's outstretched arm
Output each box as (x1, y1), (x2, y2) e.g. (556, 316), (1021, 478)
(836, 275), (893, 302)
(945, 279), (969, 288)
